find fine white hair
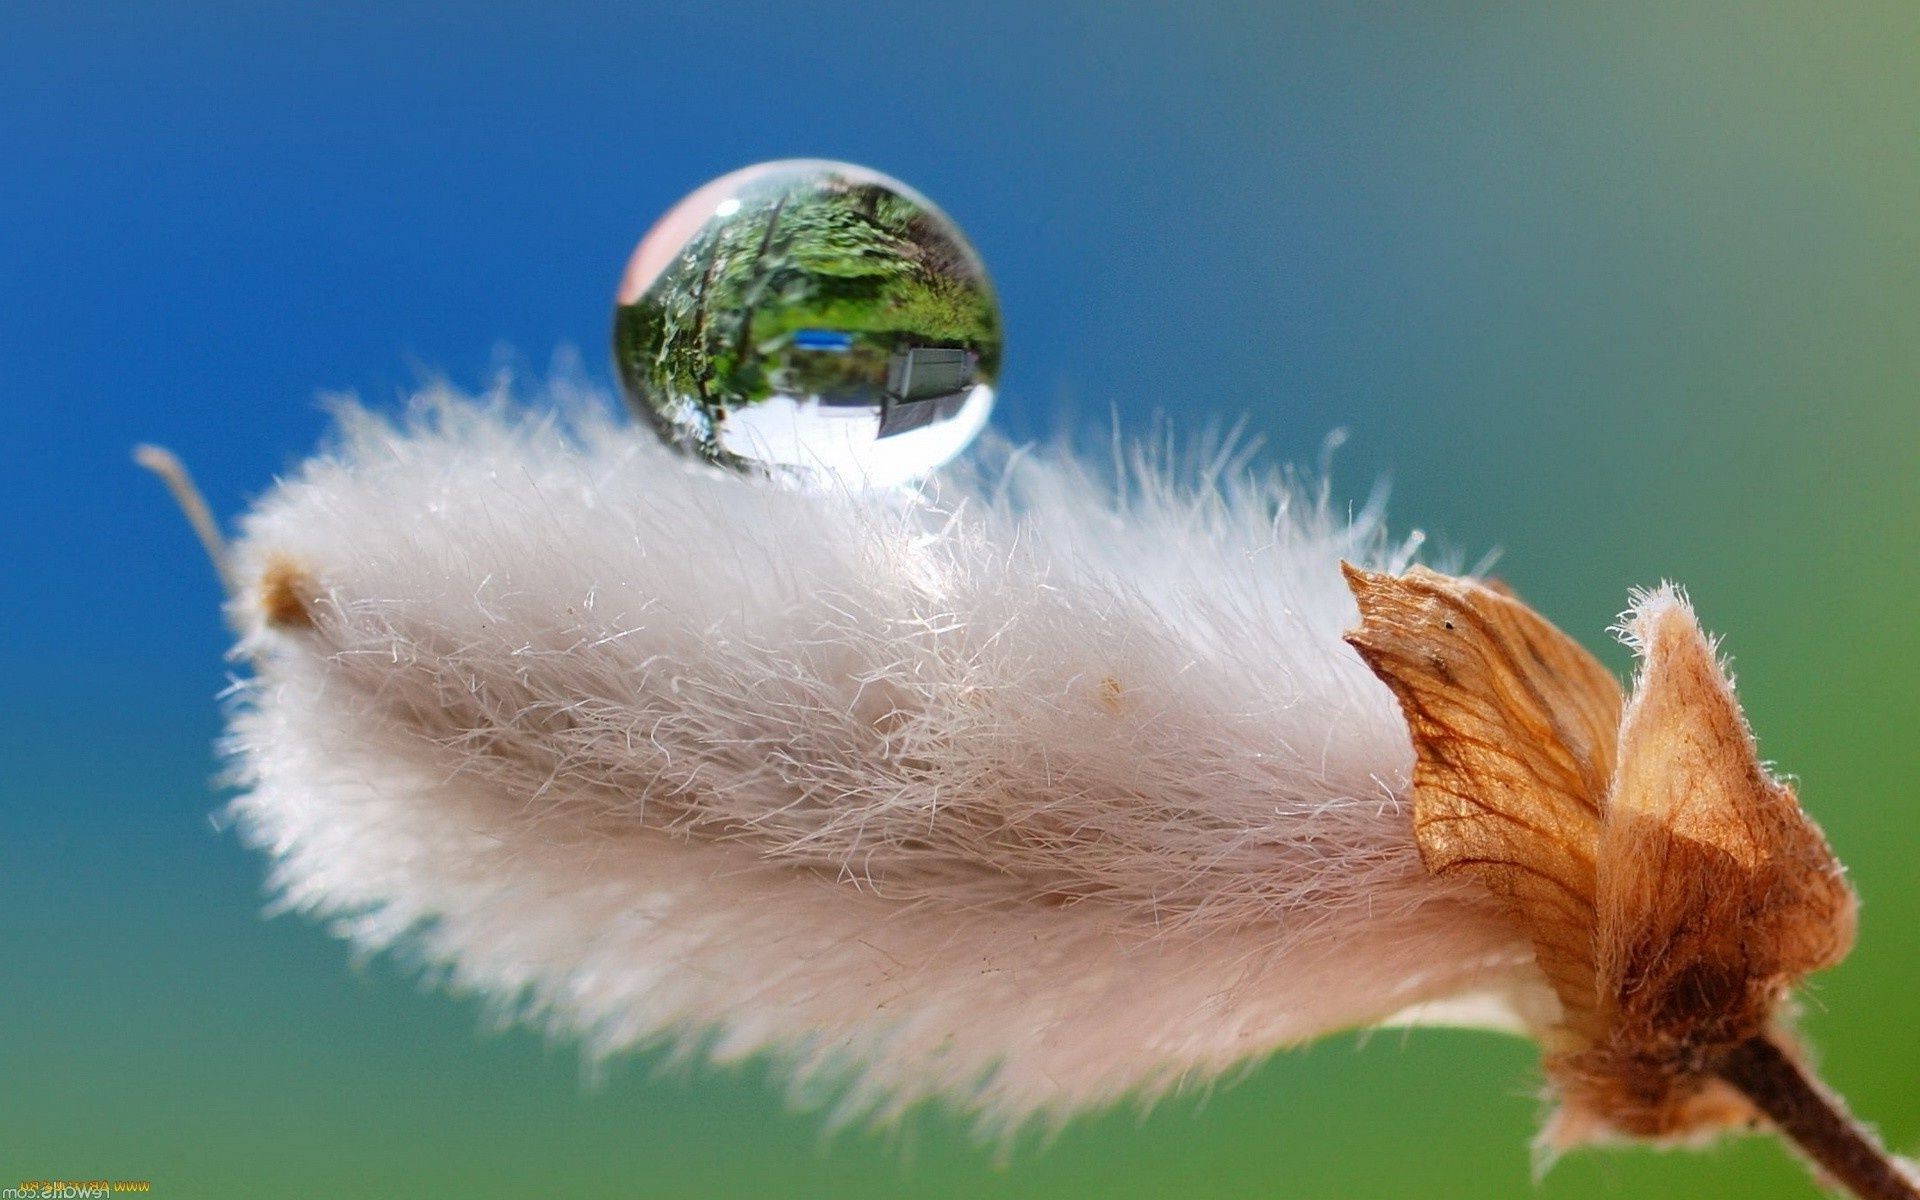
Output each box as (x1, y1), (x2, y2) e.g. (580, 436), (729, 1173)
(221, 381), (1537, 1135)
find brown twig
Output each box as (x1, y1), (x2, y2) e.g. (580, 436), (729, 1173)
(1717, 1035), (1919, 1200)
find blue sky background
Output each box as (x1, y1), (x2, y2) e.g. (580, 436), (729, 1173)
(5, 4), (1917, 1197)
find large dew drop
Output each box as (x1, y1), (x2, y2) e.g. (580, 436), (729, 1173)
(614, 159), (1001, 488)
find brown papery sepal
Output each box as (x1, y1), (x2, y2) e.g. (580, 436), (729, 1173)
(1344, 568), (1865, 1158)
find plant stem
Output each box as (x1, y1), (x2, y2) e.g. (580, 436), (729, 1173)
(1717, 1035), (1919, 1200)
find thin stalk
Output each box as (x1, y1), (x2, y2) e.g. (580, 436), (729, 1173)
(134, 444), (234, 596)
(1717, 1035), (1918, 1200)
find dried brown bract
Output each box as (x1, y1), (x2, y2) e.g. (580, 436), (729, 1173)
(1344, 565), (1912, 1200)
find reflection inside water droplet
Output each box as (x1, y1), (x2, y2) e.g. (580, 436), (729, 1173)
(612, 159), (1002, 488)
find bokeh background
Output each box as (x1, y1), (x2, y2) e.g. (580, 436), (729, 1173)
(6, 4), (1916, 1197)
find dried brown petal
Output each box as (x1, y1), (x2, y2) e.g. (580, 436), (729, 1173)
(1343, 567), (1862, 1153)
(1599, 590), (1855, 1013)
(1342, 564), (1620, 1045)
(1555, 588), (1858, 1139)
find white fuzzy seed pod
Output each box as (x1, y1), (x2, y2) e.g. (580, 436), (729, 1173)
(219, 385), (1541, 1134)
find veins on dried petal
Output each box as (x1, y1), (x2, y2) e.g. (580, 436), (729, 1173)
(1342, 566), (1858, 1145)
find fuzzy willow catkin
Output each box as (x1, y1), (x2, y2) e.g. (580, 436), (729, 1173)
(218, 387), (1534, 1128)
(168, 383), (1911, 1196)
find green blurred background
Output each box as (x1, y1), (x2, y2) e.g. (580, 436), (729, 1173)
(5, 4), (1915, 1196)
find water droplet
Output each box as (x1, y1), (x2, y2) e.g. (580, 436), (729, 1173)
(613, 160), (1001, 488)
